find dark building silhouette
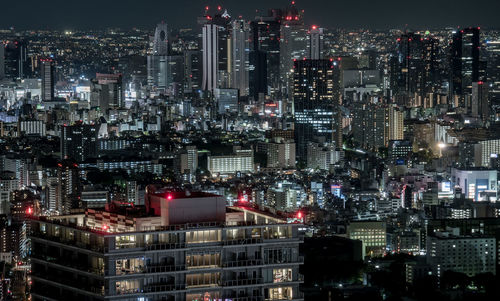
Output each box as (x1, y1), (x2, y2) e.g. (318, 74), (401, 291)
(61, 123), (98, 162)
(450, 27), (486, 99)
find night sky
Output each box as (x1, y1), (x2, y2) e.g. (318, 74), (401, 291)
(3, 0), (500, 30)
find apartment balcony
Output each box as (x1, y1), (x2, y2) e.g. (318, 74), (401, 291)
(224, 296), (264, 301)
(223, 278), (263, 287)
(146, 264), (186, 273)
(223, 258), (263, 268)
(145, 242), (187, 251)
(32, 253), (104, 277)
(223, 238), (264, 246)
(143, 283), (186, 293)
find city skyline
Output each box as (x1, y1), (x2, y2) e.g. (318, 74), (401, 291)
(2, 0), (500, 30)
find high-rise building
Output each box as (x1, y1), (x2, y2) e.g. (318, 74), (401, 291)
(450, 27), (486, 99)
(293, 59), (340, 158)
(308, 26), (323, 60)
(266, 139), (296, 169)
(249, 50), (267, 100)
(250, 14), (281, 97)
(395, 33), (424, 98)
(61, 123), (98, 162)
(152, 22), (169, 56)
(279, 9), (307, 100)
(148, 22), (170, 92)
(3, 40), (28, 79)
(30, 192), (303, 300)
(352, 104), (404, 150)
(184, 50), (202, 92)
(202, 23), (220, 92)
(471, 81), (490, 121)
(231, 19), (250, 96)
(91, 73), (123, 109)
(40, 59), (55, 101)
(57, 161), (80, 214)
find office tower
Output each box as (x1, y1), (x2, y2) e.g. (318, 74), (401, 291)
(3, 40), (28, 79)
(293, 59), (340, 158)
(347, 221), (387, 258)
(231, 19), (250, 96)
(202, 24), (219, 91)
(250, 13), (281, 97)
(450, 27), (486, 99)
(471, 81), (490, 121)
(486, 40), (500, 103)
(422, 36), (439, 93)
(166, 55), (185, 97)
(148, 22), (170, 92)
(57, 161), (80, 214)
(152, 21), (169, 56)
(91, 73), (123, 109)
(308, 26), (324, 60)
(30, 192), (303, 300)
(184, 50), (202, 92)
(40, 59), (55, 101)
(61, 123), (98, 162)
(200, 7), (232, 92)
(279, 7), (307, 100)
(249, 50), (267, 101)
(396, 33), (424, 98)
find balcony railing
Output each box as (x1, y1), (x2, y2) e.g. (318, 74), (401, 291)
(31, 253), (105, 276)
(224, 296), (264, 301)
(146, 264), (186, 273)
(144, 283), (186, 293)
(223, 238), (263, 246)
(223, 278), (263, 287)
(223, 259), (263, 268)
(145, 242), (186, 251)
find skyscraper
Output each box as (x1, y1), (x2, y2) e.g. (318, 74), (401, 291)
(396, 32), (424, 98)
(57, 161), (80, 214)
(293, 59), (339, 158)
(3, 40), (28, 79)
(249, 50), (267, 101)
(40, 59), (55, 101)
(250, 14), (281, 97)
(280, 12), (307, 100)
(184, 50), (202, 92)
(450, 27), (486, 99)
(202, 23), (219, 92)
(471, 81), (490, 122)
(231, 19), (250, 96)
(308, 25), (324, 60)
(91, 73), (123, 109)
(152, 21), (169, 56)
